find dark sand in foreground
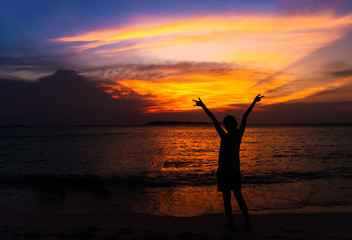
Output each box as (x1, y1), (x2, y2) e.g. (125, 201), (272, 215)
(0, 207), (351, 240)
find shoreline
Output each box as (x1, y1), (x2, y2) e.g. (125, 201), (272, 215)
(249, 204), (352, 215)
(1, 206), (351, 240)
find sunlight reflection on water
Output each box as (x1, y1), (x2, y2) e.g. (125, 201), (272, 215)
(0, 125), (352, 216)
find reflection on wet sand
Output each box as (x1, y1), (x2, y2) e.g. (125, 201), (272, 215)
(127, 177), (351, 217)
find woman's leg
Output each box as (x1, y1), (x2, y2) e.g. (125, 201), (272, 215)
(233, 189), (251, 229)
(222, 190), (234, 227)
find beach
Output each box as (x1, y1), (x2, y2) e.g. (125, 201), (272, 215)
(1, 206), (351, 240)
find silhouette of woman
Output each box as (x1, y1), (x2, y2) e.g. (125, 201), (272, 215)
(193, 94), (264, 229)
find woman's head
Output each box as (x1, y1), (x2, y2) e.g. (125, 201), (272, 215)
(223, 115), (237, 132)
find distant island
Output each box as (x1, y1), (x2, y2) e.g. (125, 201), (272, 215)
(145, 121), (211, 126)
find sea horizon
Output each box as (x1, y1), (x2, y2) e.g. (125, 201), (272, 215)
(1, 121), (352, 128)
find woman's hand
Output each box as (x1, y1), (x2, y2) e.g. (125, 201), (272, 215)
(193, 97), (205, 107)
(254, 94), (264, 103)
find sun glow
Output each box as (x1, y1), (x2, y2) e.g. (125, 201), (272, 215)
(101, 69), (292, 112)
(53, 12), (352, 112)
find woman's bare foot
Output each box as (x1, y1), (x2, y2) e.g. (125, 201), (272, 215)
(245, 221), (252, 231)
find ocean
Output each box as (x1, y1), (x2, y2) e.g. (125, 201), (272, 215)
(0, 125), (351, 217)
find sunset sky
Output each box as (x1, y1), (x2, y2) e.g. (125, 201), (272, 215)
(1, 0), (352, 125)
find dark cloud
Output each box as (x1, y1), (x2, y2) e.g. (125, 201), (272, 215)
(0, 53), (71, 72)
(83, 61), (241, 82)
(329, 69), (352, 77)
(0, 70), (149, 125)
(0, 32), (83, 77)
(253, 101), (352, 124)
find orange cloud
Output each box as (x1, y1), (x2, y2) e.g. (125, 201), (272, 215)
(53, 12), (352, 112)
(96, 65), (289, 112)
(51, 13), (352, 70)
(92, 61), (352, 113)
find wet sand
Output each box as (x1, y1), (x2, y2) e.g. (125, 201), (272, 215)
(0, 207), (351, 240)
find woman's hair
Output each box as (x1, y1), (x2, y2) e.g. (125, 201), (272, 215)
(223, 115), (237, 131)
